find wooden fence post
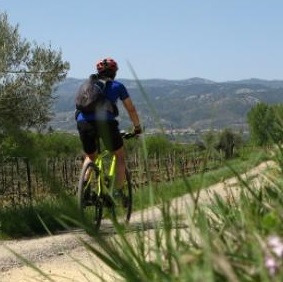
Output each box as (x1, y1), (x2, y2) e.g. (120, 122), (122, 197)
(25, 158), (32, 204)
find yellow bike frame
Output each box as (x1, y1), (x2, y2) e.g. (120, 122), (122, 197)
(95, 150), (116, 196)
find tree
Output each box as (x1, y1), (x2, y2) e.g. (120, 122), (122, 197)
(145, 135), (172, 157)
(0, 12), (70, 133)
(216, 128), (243, 159)
(270, 104), (283, 144)
(247, 103), (275, 146)
(202, 130), (219, 157)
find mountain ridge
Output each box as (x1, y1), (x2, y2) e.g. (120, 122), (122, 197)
(50, 77), (283, 133)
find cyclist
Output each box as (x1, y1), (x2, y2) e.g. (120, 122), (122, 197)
(76, 57), (142, 198)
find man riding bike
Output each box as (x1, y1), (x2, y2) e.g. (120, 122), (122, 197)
(76, 57), (142, 198)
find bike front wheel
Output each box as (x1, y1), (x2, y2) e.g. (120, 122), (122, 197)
(77, 160), (103, 231)
(124, 168), (133, 222)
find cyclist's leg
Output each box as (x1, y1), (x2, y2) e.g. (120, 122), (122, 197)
(97, 120), (132, 220)
(113, 146), (126, 189)
(97, 120), (124, 188)
(77, 121), (98, 178)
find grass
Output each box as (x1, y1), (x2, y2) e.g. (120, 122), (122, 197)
(0, 147), (269, 239)
(0, 146), (270, 240)
(0, 196), (79, 239)
(133, 147), (270, 211)
(2, 145), (283, 281)
(71, 145), (282, 282)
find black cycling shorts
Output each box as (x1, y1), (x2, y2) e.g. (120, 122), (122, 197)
(77, 120), (123, 154)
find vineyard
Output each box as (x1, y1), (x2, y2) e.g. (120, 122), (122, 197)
(0, 154), (223, 207)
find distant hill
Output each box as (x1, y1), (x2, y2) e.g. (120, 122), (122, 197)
(49, 77), (283, 133)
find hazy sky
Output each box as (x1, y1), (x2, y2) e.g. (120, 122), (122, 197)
(1, 0), (282, 81)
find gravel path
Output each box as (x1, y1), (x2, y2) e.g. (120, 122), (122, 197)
(0, 161), (275, 282)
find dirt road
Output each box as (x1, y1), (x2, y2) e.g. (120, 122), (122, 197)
(0, 161), (275, 282)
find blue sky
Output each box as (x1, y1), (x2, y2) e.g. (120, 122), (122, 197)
(1, 0), (283, 81)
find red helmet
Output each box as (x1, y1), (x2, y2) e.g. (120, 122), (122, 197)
(96, 58), (118, 73)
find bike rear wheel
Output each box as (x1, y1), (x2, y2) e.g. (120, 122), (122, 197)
(77, 160), (103, 231)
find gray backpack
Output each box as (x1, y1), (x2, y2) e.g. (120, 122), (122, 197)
(75, 74), (107, 113)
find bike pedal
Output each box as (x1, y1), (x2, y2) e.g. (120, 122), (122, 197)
(113, 189), (128, 208)
(103, 194), (115, 208)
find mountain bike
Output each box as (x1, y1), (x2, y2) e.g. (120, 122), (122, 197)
(77, 131), (136, 231)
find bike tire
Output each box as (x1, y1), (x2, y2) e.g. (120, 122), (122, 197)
(77, 160), (103, 231)
(124, 168), (133, 222)
(111, 168), (133, 224)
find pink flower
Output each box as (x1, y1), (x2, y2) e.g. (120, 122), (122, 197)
(264, 235), (283, 276)
(265, 256), (279, 276)
(267, 236), (283, 258)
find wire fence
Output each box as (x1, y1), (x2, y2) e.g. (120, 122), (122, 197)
(0, 153), (223, 208)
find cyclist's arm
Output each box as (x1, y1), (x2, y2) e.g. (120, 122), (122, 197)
(122, 97), (140, 128)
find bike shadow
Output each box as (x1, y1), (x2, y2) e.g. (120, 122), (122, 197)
(99, 219), (189, 235)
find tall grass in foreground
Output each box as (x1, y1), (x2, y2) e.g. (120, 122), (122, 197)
(57, 146), (280, 282)
(69, 150), (282, 282)
(4, 149), (282, 281)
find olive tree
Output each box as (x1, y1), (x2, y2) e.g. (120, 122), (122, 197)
(0, 12), (70, 133)
(216, 128), (243, 159)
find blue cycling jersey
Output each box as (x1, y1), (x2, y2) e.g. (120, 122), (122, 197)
(76, 80), (129, 122)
